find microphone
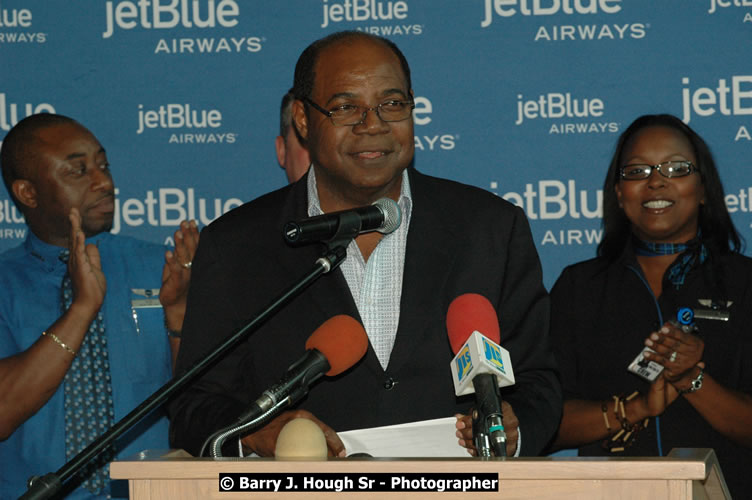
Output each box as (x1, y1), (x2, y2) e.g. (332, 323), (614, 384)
(236, 315), (369, 423)
(284, 197), (402, 244)
(205, 315), (369, 457)
(275, 418), (328, 459)
(446, 294), (515, 457)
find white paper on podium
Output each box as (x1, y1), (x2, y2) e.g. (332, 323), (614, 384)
(338, 416), (468, 458)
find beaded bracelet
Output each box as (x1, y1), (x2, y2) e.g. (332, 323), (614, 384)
(600, 401), (612, 432)
(41, 331), (77, 356)
(601, 391), (649, 453)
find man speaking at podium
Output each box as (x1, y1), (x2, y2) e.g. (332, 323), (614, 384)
(169, 31), (561, 458)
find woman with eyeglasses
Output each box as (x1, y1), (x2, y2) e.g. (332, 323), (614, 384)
(546, 114), (752, 497)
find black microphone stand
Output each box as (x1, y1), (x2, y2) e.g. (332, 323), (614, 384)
(20, 217), (365, 500)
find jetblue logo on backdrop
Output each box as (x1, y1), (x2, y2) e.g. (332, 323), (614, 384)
(103, 0), (263, 54)
(104, 0), (240, 37)
(0, 7), (32, 28)
(0, 186), (243, 242)
(111, 187), (242, 237)
(533, 23), (645, 41)
(0, 93), (56, 131)
(482, 0), (622, 23)
(708, 0), (752, 20)
(492, 179), (603, 221)
(492, 176), (752, 245)
(481, 0), (647, 43)
(0, 224), (27, 241)
(514, 92), (619, 135)
(681, 76), (752, 142)
(136, 103), (238, 144)
(489, 179), (603, 247)
(455, 345), (473, 382)
(0, 200), (25, 225)
(0, 5), (47, 43)
(412, 96), (457, 152)
(321, 0), (423, 36)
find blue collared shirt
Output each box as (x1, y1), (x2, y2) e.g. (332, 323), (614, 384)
(0, 231), (173, 499)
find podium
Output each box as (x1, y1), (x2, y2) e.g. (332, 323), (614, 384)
(110, 448), (730, 499)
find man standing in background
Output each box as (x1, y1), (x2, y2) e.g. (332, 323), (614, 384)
(0, 113), (198, 499)
(275, 90), (311, 184)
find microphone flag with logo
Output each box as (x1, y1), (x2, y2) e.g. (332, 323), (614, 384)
(446, 293), (515, 457)
(446, 294), (515, 396)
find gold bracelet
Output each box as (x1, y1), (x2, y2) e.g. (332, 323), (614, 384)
(41, 331), (76, 356)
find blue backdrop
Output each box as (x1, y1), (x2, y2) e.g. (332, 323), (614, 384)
(1, 0), (751, 289)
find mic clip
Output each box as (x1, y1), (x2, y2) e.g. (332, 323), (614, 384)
(322, 210), (362, 254)
(315, 243), (348, 275)
(472, 408), (493, 458)
(312, 213), (360, 275)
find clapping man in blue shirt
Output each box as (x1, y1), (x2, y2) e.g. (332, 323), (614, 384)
(0, 113), (198, 499)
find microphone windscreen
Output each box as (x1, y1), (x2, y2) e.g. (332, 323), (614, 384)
(373, 197), (402, 234)
(305, 315), (368, 376)
(275, 418), (328, 459)
(446, 293), (500, 353)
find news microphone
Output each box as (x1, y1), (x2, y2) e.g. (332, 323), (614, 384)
(284, 197), (402, 244)
(241, 315), (369, 422)
(446, 294), (515, 457)
(203, 318), (369, 458)
(248, 314), (368, 415)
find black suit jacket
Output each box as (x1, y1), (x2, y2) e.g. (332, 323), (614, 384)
(169, 168), (561, 456)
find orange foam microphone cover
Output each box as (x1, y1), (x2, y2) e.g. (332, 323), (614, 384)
(305, 315), (368, 376)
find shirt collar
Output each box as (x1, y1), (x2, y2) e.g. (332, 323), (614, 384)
(306, 166), (413, 220)
(25, 230), (108, 273)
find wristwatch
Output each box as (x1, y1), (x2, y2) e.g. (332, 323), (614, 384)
(679, 366), (704, 395)
(165, 317), (182, 339)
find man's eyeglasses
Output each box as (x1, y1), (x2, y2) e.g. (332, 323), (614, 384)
(304, 97), (415, 127)
(619, 160), (697, 181)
